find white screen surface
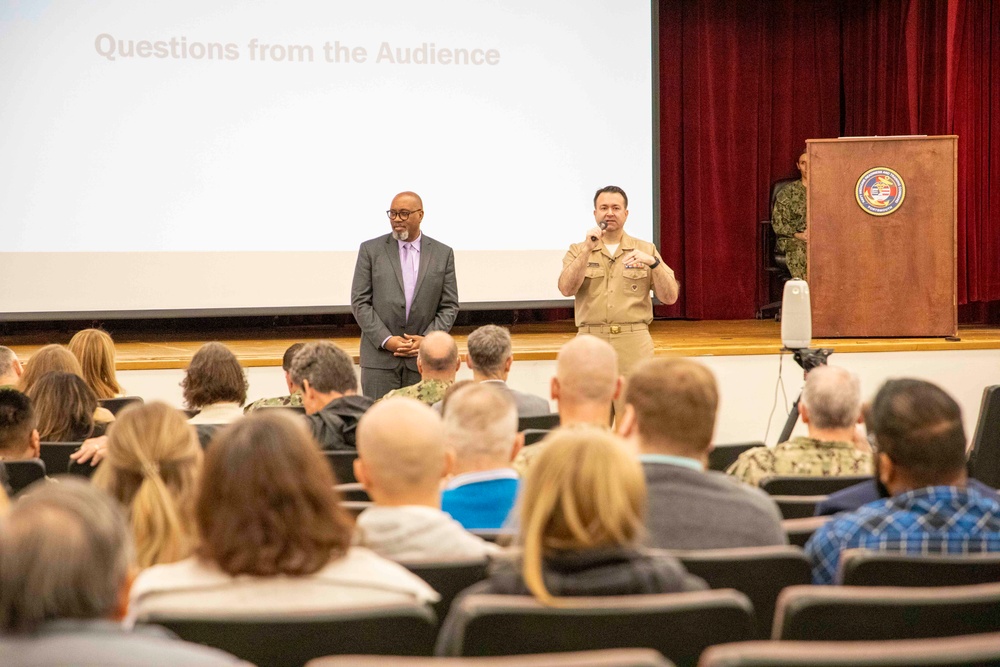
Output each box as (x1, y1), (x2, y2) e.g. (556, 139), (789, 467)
(0, 0), (654, 315)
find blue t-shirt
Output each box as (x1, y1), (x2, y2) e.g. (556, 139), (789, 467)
(441, 471), (520, 530)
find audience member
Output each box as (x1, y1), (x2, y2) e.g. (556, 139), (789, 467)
(243, 342), (306, 412)
(815, 474), (1000, 517)
(513, 335), (621, 473)
(68, 328), (124, 400)
(439, 379), (475, 416)
(461, 325), (550, 417)
(728, 365), (873, 486)
(17, 344), (115, 424)
(289, 341), (374, 450)
(93, 402), (201, 569)
(129, 411), (438, 619)
(0, 389), (40, 461)
(805, 379), (1000, 585)
(27, 372), (104, 442)
(618, 358), (786, 549)
(0, 347), (24, 389)
(353, 398), (498, 559)
(0, 479), (247, 666)
(441, 383), (522, 530)
(381, 331), (460, 405)
(181, 343), (248, 425)
(457, 427), (706, 605)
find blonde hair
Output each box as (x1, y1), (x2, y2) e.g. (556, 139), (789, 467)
(68, 329), (123, 399)
(519, 427), (646, 605)
(93, 402), (201, 569)
(16, 345), (83, 395)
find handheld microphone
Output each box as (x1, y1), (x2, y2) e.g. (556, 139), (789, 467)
(590, 221), (608, 243)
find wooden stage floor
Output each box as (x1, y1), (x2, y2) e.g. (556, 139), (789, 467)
(7, 320), (1000, 372)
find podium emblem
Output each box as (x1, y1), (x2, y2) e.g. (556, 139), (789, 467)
(856, 167), (906, 216)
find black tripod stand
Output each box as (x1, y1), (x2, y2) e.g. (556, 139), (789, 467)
(777, 347), (834, 444)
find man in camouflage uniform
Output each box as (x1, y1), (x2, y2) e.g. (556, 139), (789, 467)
(728, 365), (873, 487)
(772, 152), (809, 280)
(379, 331), (459, 406)
(244, 342), (305, 412)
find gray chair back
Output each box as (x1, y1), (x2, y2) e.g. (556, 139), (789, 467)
(707, 442), (763, 473)
(839, 550), (1000, 587)
(759, 476), (872, 496)
(39, 441), (83, 475)
(401, 558), (490, 625)
(968, 385), (1000, 489)
(325, 450), (359, 484)
(310, 648), (675, 667)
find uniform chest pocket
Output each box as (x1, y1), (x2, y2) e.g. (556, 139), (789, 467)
(622, 267), (648, 293)
(585, 266), (606, 280)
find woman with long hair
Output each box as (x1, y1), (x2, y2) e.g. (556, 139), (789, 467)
(467, 426), (705, 604)
(18, 344), (115, 426)
(27, 372), (102, 442)
(93, 402), (201, 569)
(68, 328), (123, 399)
(128, 411), (437, 619)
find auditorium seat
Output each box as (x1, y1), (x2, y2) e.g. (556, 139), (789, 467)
(773, 582), (1000, 641)
(664, 545), (811, 639)
(839, 551), (1000, 587)
(144, 603), (438, 666)
(517, 414), (560, 431)
(401, 558), (490, 624)
(341, 501), (372, 519)
(698, 632), (1000, 667)
(97, 395), (144, 415)
(335, 483), (370, 502)
(40, 441), (83, 475)
(325, 450), (359, 484)
(968, 384), (1000, 489)
(772, 495), (827, 520)
(0, 459), (46, 494)
(782, 516), (830, 548)
(707, 442), (763, 473)
(310, 648), (676, 667)
(436, 591), (755, 667)
(469, 529), (516, 546)
(522, 429), (549, 446)
(759, 475), (872, 496)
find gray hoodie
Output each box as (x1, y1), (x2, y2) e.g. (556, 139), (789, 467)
(354, 505), (500, 560)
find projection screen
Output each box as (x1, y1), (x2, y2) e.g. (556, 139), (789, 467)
(0, 0), (656, 318)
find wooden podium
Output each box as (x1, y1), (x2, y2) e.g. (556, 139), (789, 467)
(807, 136), (957, 337)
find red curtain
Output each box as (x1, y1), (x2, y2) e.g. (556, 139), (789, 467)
(658, 0), (1000, 320)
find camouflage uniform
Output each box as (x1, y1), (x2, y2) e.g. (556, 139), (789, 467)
(726, 436), (874, 487)
(379, 378), (452, 406)
(771, 179), (807, 280)
(243, 392), (304, 413)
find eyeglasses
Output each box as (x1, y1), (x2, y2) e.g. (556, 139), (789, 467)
(386, 209), (422, 221)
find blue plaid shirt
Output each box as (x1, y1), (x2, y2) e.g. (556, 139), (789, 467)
(805, 486), (1000, 585)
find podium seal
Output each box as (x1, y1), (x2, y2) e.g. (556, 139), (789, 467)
(856, 167), (906, 216)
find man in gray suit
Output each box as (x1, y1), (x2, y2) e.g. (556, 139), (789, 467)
(351, 191), (460, 399)
(465, 325), (550, 418)
(617, 357), (786, 550)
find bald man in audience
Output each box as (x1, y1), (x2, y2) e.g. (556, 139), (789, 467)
(380, 331), (460, 405)
(727, 365), (873, 487)
(353, 398), (498, 560)
(618, 358), (786, 549)
(0, 390), (40, 462)
(0, 347), (23, 389)
(512, 335), (622, 473)
(441, 384), (523, 529)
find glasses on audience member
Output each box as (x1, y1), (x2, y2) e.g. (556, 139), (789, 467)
(386, 209), (422, 221)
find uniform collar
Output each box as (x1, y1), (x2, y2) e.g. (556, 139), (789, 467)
(597, 231), (635, 258)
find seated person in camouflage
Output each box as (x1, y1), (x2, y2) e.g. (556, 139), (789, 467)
(727, 365), (873, 487)
(379, 331), (459, 405)
(290, 341), (374, 451)
(772, 151), (809, 280)
(244, 343), (305, 413)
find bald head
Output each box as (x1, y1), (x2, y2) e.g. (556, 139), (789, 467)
(556, 336), (619, 404)
(356, 398), (449, 503)
(393, 191), (423, 209)
(418, 331), (460, 380)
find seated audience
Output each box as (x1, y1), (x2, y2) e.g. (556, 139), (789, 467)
(129, 411), (438, 619)
(728, 365), (873, 486)
(457, 325), (550, 417)
(17, 344), (115, 424)
(290, 341), (373, 450)
(27, 371), (105, 442)
(93, 402), (202, 569)
(0, 346), (24, 389)
(618, 358), (786, 549)
(441, 383), (523, 529)
(68, 328), (124, 400)
(182, 342), (248, 425)
(0, 479), (246, 666)
(243, 342), (305, 412)
(0, 389), (40, 461)
(381, 331), (460, 405)
(805, 379), (1000, 585)
(513, 335), (621, 473)
(461, 427), (706, 603)
(353, 398), (499, 559)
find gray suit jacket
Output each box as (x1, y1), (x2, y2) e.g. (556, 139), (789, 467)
(642, 461), (787, 550)
(351, 233), (459, 371)
(481, 380), (551, 418)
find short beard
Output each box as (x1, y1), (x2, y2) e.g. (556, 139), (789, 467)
(391, 229), (409, 241)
